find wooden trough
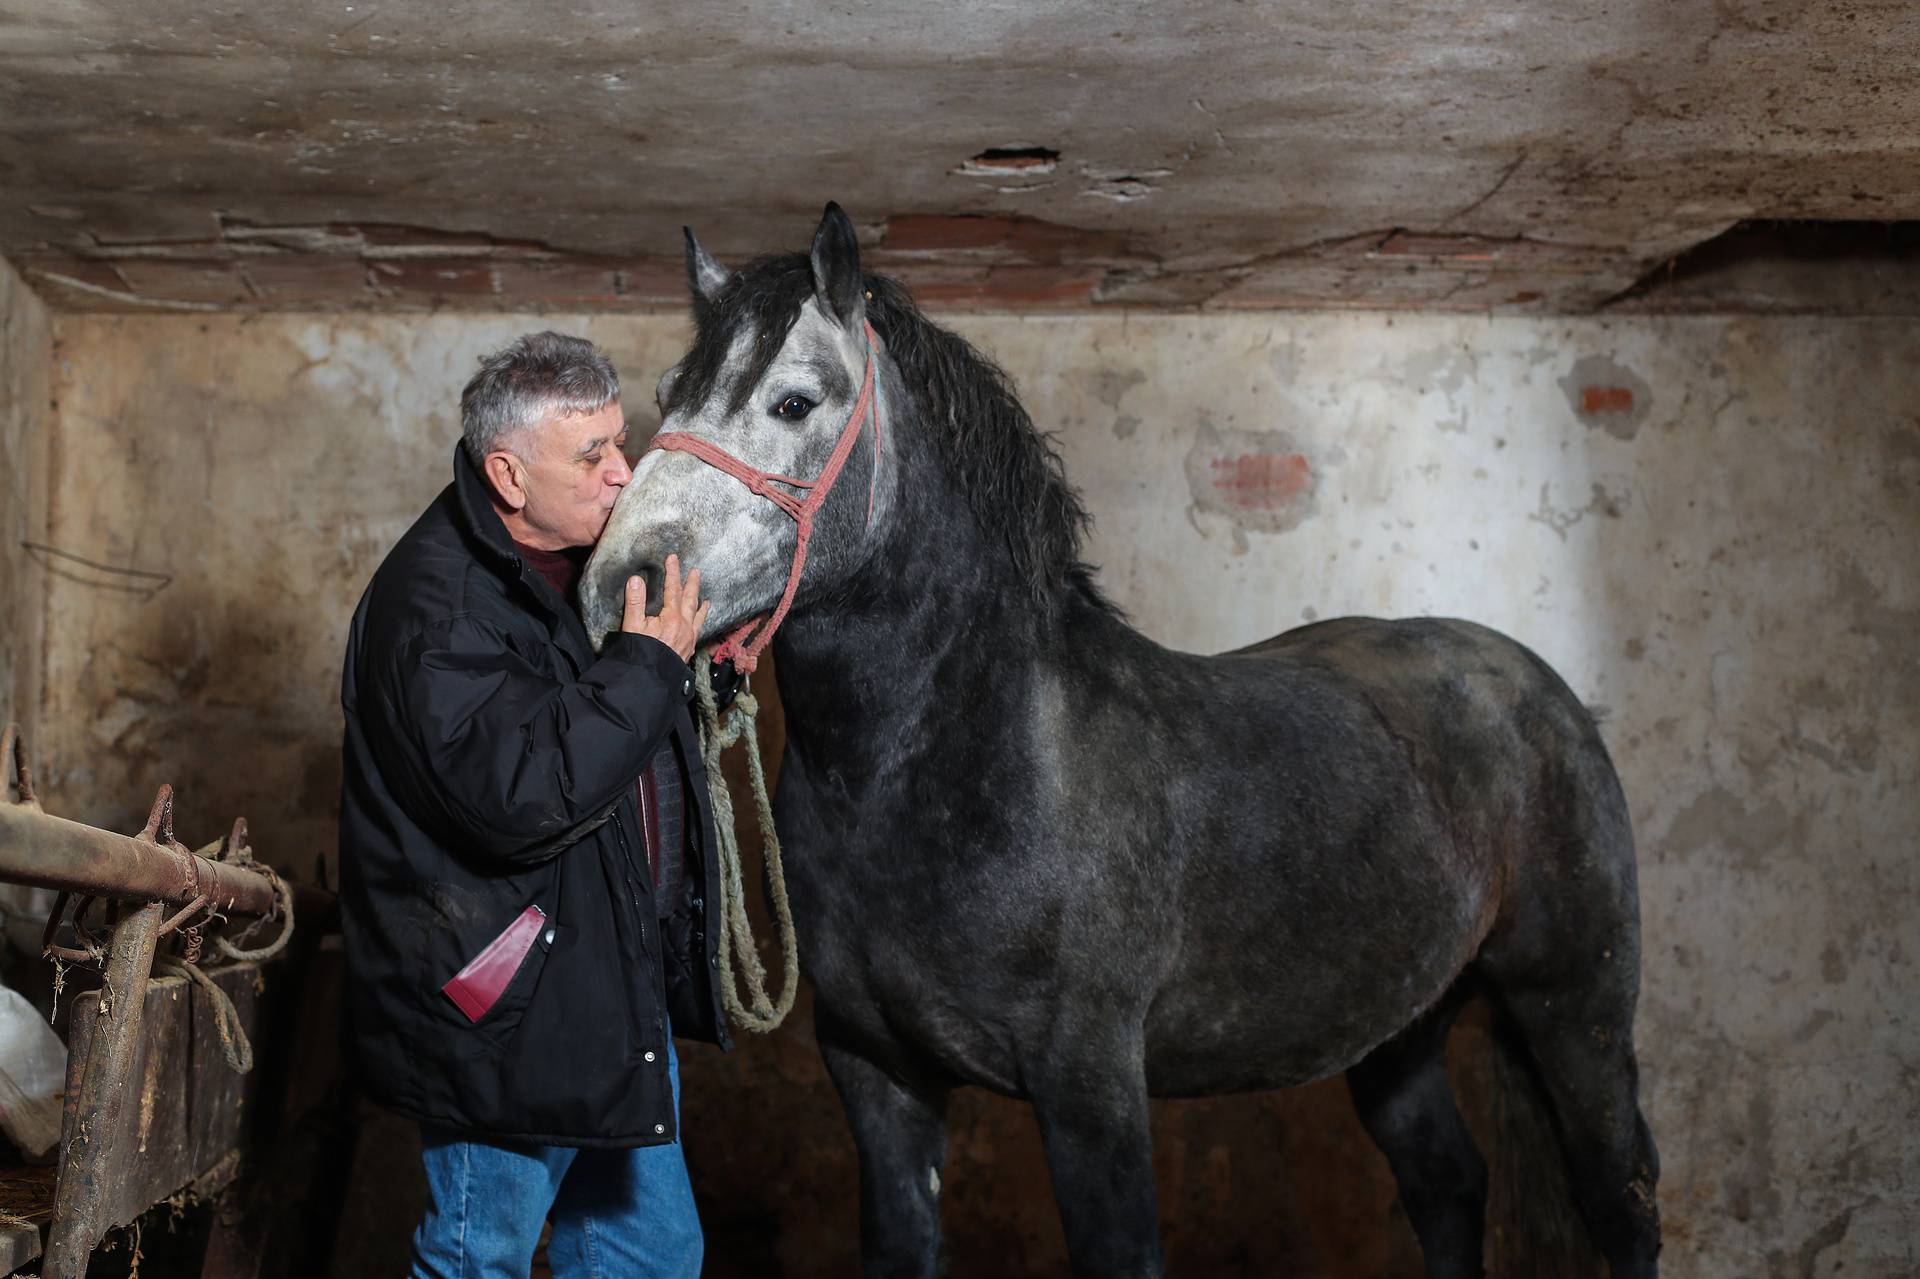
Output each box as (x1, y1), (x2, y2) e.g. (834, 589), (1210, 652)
(0, 722), (341, 1279)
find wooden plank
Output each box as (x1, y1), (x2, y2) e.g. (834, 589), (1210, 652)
(0, 1220), (41, 1275)
(60, 961), (267, 1236)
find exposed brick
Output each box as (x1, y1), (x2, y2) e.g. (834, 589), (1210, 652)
(17, 254), (131, 296)
(905, 264), (1105, 308)
(882, 271), (986, 307)
(1207, 451), (1313, 512)
(110, 257), (255, 305)
(982, 264), (1106, 305)
(1003, 218), (1132, 261)
(82, 217), (222, 246)
(240, 255), (377, 305)
(1582, 386), (1636, 414)
(882, 214), (1021, 254)
(612, 256), (687, 306)
(1091, 267), (1234, 308)
(880, 214), (1132, 264)
(224, 224), (366, 255)
(357, 224), (541, 253)
(368, 258), (499, 301)
(4, 223), (1629, 314)
(493, 258), (623, 306)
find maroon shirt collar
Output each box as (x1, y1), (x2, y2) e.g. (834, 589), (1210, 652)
(513, 540), (587, 605)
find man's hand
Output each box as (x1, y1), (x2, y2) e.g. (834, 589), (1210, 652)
(623, 553), (710, 662)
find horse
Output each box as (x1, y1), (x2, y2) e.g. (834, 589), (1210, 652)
(579, 203), (1661, 1278)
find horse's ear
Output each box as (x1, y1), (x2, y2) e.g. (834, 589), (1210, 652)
(809, 201), (864, 328)
(684, 227), (730, 307)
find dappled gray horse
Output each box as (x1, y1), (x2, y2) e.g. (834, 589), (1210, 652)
(581, 204), (1660, 1278)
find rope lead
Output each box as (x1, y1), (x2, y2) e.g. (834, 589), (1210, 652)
(692, 658), (800, 1033)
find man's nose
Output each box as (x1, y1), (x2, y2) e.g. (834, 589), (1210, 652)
(607, 453), (633, 487)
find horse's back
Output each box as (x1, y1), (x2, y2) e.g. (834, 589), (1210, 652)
(1224, 613), (1630, 876)
(1227, 614), (1617, 804)
(1231, 614), (1577, 712)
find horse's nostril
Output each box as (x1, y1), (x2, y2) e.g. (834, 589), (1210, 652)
(636, 563), (664, 613)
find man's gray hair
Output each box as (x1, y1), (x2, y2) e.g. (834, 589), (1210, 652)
(461, 331), (621, 461)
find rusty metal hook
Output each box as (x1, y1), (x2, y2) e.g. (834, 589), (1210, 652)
(158, 893), (215, 939)
(138, 783), (177, 848)
(42, 891), (109, 965)
(39, 890), (68, 955)
(218, 815), (251, 865)
(70, 895), (105, 955)
(1, 722), (38, 811)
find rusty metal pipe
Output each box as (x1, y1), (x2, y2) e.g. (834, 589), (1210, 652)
(0, 803), (278, 917)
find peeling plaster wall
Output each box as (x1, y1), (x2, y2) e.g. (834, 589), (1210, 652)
(0, 258), (50, 743)
(31, 310), (1919, 1276)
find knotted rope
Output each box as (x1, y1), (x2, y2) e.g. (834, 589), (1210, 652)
(154, 853), (297, 1074)
(153, 953), (255, 1074)
(692, 659), (799, 1033)
(208, 864), (296, 965)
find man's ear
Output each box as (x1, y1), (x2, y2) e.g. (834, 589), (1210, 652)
(684, 227), (730, 309)
(484, 450), (529, 512)
(809, 201), (865, 329)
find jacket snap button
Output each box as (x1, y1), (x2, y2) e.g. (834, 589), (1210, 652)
(654, 1123), (666, 1135)
(644, 1050), (656, 1062)
(691, 896), (703, 911)
(682, 678), (692, 696)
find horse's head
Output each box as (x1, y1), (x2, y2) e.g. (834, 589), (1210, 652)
(580, 202), (891, 653)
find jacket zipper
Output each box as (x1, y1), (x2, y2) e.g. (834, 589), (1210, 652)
(613, 803), (671, 1048)
(611, 809), (646, 954)
(636, 762), (657, 895)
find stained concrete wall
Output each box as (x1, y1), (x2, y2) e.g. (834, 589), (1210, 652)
(0, 261), (53, 967)
(25, 309), (1918, 1276)
(0, 258), (50, 750)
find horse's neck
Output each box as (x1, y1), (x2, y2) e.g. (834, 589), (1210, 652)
(769, 487), (1058, 777)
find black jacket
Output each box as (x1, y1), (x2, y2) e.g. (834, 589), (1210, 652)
(338, 445), (730, 1148)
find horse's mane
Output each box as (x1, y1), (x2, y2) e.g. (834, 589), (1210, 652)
(665, 254), (1116, 615)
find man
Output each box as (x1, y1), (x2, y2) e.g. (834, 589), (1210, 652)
(338, 331), (730, 1279)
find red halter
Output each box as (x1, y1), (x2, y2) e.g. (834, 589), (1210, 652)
(647, 321), (883, 673)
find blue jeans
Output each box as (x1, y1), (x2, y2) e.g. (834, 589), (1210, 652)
(409, 1039), (701, 1279)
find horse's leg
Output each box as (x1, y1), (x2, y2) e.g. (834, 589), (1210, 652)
(1479, 790), (1661, 1277)
(1485, 975), (1661, 1278)
(1346, 988), (1488, 1278)
(1029, 1029), (1163, 1279)
(819, 1035), (951, 1279)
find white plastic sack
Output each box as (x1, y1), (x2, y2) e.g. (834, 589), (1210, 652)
(0, 983), (65, 1157)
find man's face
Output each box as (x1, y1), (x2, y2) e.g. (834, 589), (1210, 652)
(488, 402), (632, 550)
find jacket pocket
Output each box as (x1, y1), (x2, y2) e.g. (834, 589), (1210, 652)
(438, 903), (552, 1049)
(442, 904), (545, 1020)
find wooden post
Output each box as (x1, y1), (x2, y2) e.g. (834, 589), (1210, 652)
(41, 900), (166, 1279)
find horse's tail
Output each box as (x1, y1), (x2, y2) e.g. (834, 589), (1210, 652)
(1483, 1010), (1609, 1277)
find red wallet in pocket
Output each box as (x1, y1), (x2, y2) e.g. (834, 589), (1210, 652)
(442, 905), (546, 1024)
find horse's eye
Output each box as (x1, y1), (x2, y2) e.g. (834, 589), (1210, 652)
(773, 394), (816, 421)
